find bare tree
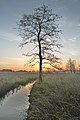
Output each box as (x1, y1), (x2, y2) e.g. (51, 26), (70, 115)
(78, 64), (80, 72)
(17, 4), (62, 82)
(66, 58), (76, 73)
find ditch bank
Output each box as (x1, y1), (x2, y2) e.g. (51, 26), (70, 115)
(0, 81), (36, 120)
(0, 78), (36, 99)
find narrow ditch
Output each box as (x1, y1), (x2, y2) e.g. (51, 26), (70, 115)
(0, 81), (35, 120)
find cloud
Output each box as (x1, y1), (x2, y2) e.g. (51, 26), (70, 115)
(75, 0), (79, 1)
(68, 37), (77, 43)
(68, 36), (80, 44)
(50, 0), (59, 2)
(0, 31), (21, 42)
(77, 24), (80, 27)
(58, 6), (65, 11)
(62, 35), (80, 58)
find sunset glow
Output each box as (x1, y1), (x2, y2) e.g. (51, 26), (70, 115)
(0, 0), (80, 71)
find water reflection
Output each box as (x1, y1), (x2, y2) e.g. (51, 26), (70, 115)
(0, 85), (22, 106)
(0, 81), (35, 120)
(25, 81), (36, 90)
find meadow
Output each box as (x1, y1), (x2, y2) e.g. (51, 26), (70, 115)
(0, 71), (80, 120)
(27, 73), (80, 120)
(0, 71), (37, 98)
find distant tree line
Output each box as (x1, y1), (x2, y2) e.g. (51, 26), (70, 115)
(0, 69), (14, 72)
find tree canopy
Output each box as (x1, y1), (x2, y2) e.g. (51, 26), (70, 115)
(17, 4), (62, 82)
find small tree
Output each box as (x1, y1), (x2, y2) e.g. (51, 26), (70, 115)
(66, 58), (76, 73)
(17, 4), (62, 82)
(78, 64), (80, 72)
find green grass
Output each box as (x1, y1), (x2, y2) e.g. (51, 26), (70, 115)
(27, 73), (80, 120)
(0, 71), (37, 98)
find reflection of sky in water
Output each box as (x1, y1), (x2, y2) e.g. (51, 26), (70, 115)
(0, 82), (35, 120)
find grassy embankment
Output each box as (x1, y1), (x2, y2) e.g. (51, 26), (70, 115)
(27, 73), (80, 120)
(0, 71), (37, 98)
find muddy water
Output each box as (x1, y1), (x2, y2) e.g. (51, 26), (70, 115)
(0, 81), (35, 120)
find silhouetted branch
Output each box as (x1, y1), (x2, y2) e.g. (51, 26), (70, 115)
(17, 4), (62, 82)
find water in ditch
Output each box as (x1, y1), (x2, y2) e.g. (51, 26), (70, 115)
(0, 81), (35, 120)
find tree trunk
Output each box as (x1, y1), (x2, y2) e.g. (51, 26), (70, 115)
(38, 24), (42, 83)
(38, 40), (42, 83)
(39, 55), (42, 83)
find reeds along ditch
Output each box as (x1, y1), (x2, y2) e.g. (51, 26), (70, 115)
(0, 71), (37, 98)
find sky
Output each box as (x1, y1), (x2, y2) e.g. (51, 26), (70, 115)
(0, 0), (80, 71)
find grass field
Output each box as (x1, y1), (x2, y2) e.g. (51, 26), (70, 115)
(0, 71), (37, 98)
(27, 73), (80, 120)
(0, 72), (80, 119)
